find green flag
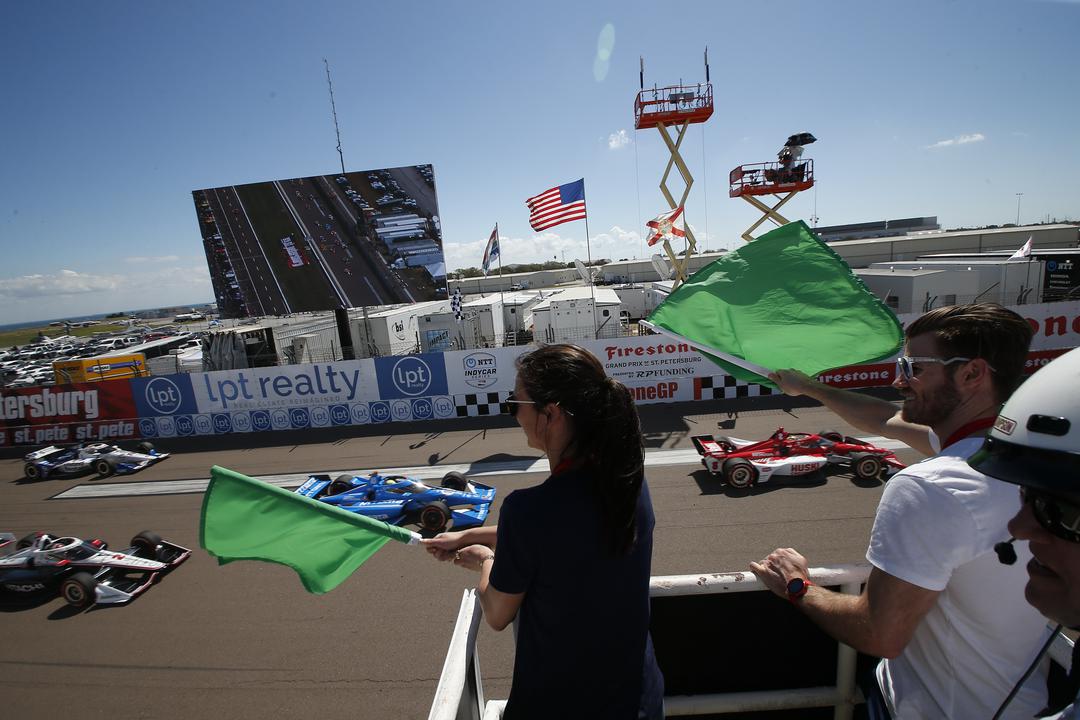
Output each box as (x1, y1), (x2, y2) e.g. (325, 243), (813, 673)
(200, 466), (419, 594)
(644, 221), (903, 386)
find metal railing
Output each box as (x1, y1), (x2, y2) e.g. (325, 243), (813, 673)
(429, 564), (1075, 720)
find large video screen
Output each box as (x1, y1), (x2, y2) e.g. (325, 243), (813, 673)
(193, 164), (446, 318)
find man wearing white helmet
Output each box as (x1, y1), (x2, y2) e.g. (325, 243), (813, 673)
(969, 346), (1080, 718)
(754, 304), (1051, 718)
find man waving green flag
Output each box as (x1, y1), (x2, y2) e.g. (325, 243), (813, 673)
(643, 221), (903, 386)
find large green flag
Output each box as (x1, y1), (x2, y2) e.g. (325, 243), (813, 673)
(644, 221), (903, 386)
(200, 466), (419, 594)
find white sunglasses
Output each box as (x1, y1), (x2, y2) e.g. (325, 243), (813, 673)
(895, 355), (975, 381)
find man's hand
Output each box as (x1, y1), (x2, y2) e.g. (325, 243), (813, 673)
(768, 369), (821, 398)
(750, 547), (810, 599)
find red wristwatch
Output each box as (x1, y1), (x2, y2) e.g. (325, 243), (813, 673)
(786, 577), (813, 602)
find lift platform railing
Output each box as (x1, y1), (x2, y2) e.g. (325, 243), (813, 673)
(635, 84), (714, 130)
(730, 159), (815, 198)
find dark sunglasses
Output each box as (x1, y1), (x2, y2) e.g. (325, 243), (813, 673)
(504, 392), (538, 417)
(1021, 486), (1080, 543)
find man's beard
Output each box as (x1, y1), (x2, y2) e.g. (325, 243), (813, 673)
(901, 377), (962, 427)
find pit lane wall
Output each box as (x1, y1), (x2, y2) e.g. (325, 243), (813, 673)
(3, 301), (1079, 446)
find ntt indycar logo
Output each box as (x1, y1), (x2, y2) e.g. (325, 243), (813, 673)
(463, 352), (497, 389)
(1, 388), (99, 420)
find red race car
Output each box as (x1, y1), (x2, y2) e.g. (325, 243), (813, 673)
(690, 427), (906, 488)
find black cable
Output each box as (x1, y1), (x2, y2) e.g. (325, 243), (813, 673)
(993, 624), (1064, 720)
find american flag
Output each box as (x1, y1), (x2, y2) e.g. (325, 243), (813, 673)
(526, 179), (587, 232)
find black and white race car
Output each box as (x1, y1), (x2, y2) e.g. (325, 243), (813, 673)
(0, 531), (190, 609)
(22, 441), (169, 480)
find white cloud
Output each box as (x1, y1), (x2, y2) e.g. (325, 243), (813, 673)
(608, 129), (631, 150)
(0, 270), (121, 298)
(124, 255), (180, 263)
(927, 132), (986, 149)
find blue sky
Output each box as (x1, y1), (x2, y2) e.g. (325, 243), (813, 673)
(1, 0), (1077, 324)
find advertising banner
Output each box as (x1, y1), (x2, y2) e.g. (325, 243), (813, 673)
(0, 380), (138, 446)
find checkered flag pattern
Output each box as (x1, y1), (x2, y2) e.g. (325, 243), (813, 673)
(451, 288), (463, 323)
(454, 392), (504, 417)
(693, 375), (775, 400)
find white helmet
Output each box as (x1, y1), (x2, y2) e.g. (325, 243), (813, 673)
(969, 346), (1080, 494)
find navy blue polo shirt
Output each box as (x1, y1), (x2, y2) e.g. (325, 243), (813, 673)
(490, 466), (664, 719)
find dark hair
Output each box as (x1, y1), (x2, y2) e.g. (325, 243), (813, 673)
(516, 344), (644, 555)
(905, 303), (1033, 403)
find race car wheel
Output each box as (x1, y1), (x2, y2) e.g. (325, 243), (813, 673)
(851, 453), (884, 481)
(819, 431), (844, 443)
(131, 531), (162, 560)
(94, 459), (116, 477)
(440, 472), (469, 491)
(24, 463), (42, 480)
(327, 475), (355, 496)
(722, 459), (758, 489)
(61, 572), (97, 609)
(419, 501), (451, 534)
(135, 441), (155, 454)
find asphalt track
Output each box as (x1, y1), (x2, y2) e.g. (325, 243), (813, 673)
(0, 396), (925, 719)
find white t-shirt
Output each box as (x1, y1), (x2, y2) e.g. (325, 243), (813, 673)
(867, 437), (1052, 719)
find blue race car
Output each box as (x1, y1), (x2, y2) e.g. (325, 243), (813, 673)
(295, 471), (496, 535)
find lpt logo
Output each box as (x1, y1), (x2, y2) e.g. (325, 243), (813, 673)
(375, 353), (448, 400)
(144, 378), (183, 414)
(393, 357), (432, 396)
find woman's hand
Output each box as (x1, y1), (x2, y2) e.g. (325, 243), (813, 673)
(453, 544), (496, 573)
(421, 531), (470, 561)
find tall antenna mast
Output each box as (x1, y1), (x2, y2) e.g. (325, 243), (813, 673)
(323, 58), (345, 175)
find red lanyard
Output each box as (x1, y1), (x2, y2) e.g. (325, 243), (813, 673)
(942, 416), (997, 450)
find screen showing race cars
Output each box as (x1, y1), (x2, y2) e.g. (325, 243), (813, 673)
(193, 164), (446, 318)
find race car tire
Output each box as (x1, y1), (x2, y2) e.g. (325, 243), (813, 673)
(61, 572), (97, 609)
(723, 458), (758, 489)
(440, 472), (469, 491)
(328, 475), (355, 496)
(135, 441), (155, 454)
(851, 453), (884, 481)
(23, 463), (42, 480)
(94, 459), (116, 477)
(819, 431), (844, 443)
(131, 531), (163, 560)
(419, 501), (451, 534)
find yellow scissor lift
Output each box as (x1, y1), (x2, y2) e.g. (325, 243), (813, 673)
(635, 71), (713, 287)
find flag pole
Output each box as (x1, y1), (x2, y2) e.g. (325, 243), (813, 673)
(581, 179), (598, 339)
(496, 223), (505, 344)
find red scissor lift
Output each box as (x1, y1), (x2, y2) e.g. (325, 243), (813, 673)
(730, 157), (815, 242)
(634, 82), (713, 285)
